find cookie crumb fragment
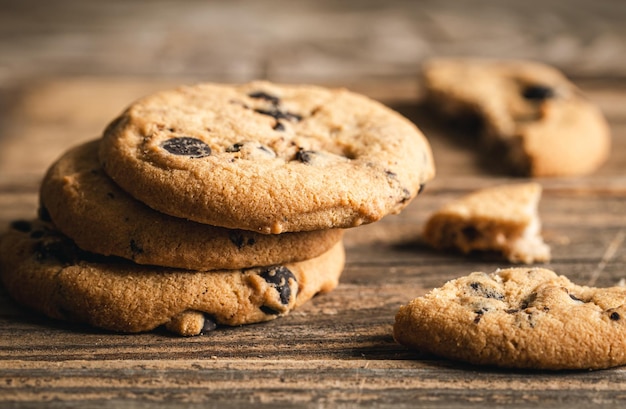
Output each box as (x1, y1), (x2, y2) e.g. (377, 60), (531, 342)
(422, 183), (550, 264)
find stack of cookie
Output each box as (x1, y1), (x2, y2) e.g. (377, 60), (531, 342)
(0, 81), (435, 336)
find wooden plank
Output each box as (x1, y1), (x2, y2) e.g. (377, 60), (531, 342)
(1, 0), (626, 86)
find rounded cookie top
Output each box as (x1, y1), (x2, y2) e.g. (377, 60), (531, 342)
(422, 58), (610, 177)
(0, 219), (344, 336)
(99, 81), (435, 234)
(40, 140), (344, 270)
(394, 268), (626, 370)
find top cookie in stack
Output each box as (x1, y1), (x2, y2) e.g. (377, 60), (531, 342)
(98, 81), (435, 234)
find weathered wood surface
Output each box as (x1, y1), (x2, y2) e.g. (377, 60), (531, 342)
(1, 1), (626, 407)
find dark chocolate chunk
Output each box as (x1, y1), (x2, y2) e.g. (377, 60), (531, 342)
(610, 312), (621, 321)
(462, 226), (480, 241)
(34, 239), (76, 265)
(248, 91), (280, 105)
(522, 85), (555, 101)
(161, 137), (211, 158)
(569, 293), (583, 302)
(257, 145), (275, 157)
(260, 305), (281, 315)
(473, 307), (489, 324)
(229, 232), (245, 249)
(10, 220), (32, 233)
(226, 143), (244, 153)
(273, 121), (286, 131)
(260, 266), (296, 305)
(385, 170), (397, 179)
(399, 188), (412, 204)
(418, 184), (426, 194)
(255, 108), (302, 122)
(201, 315), (218, 333)
(38, 206), (52, 223)
(29, 230), (45, 239)
(469, 282), (504, 300)
(229, 232), (256, 249)
(520, 292), (538, 310)
(129, 239), (144, 256)
(295, 149), (316, 164)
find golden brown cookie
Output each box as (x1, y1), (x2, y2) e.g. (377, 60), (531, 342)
(422, 58), (610, 177)
(422, 183), (550, 264)
(394, 268), (626, 370)
(0, 219), (344, 336)
(99, 81), (435, 234)
(40, 140), (344, 270)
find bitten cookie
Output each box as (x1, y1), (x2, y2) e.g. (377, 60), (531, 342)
(394, 268), (626, 370)
(422, 58), (610, 177)
(40, 140), (344, 270)
(99, 81), (435, 234)
(0, 219), (344, 336)
(422, 183), (550, 264)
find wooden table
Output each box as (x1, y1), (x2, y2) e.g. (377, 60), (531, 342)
(1, 1), (626, 407)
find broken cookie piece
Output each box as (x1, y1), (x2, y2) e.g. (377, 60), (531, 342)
(422, 183), (550, 264)
(394, 268), (626, 370)
(422, 58), (610, 177)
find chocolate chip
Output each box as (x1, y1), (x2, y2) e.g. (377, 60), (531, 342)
(161, 137), (211, 158)
(473, 307), (489, 324)
(520, 292), (537, 310)
(130, 239), (144, 256)
(201, 315), (218, 333)
(399, 188), (412, 204)
(260, 266), (296, 305)
(226, 142), (276, 158)
(418, 184), (426, 194)
(295, 149), (316, 164)
(569, 293), (583, 302)
(226, 143), (244, 153)
(229, 232), (245, 249)
(248, 91), (280, 105)
(385, 170), (397, 179)
(257, 145), (275, 157)
(522, 85), (555, 101)
(34, 239), (76, 265)
(610, 312), (621, 321)
(30, 230), (45, 239)
(273, 121), (286, 131)
(260, 306), (281, 315)
(10, 220), (32, 233)
(462, 226), (480, 241)
(229, 232), (255, 249)
(255, 108), (302, 122)
(38, 206), (52, 223)
(469, 282), (504, 300)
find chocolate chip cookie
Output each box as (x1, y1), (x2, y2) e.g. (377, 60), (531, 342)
(422, 58), (610, 177)
(0, 219), (344, 335)
(394, 268), (626, 370)
(422, 183), (550, 264)
(40, 140), (344, 270)
(99, 81), (435, 234)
